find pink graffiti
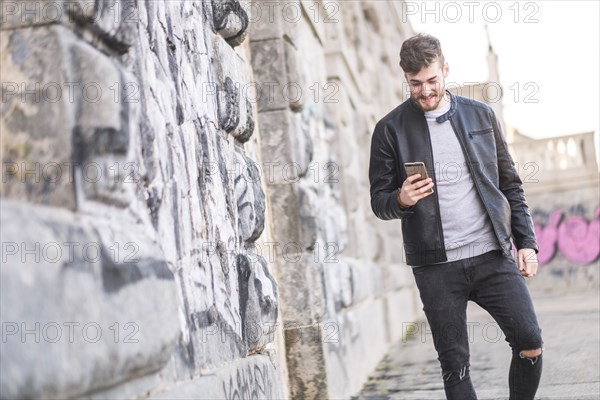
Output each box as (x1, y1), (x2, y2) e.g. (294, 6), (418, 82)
(534, 211), (562, 265)
(534, 206), (600, 266)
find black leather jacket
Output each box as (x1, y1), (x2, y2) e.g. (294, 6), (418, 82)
(369, 93), (538, 266)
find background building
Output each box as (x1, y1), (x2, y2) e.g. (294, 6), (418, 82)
(509, 129), (599, 291)
(451, 39), (600, 291)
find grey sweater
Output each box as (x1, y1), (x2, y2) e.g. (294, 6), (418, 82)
(421, 101), (500, 265)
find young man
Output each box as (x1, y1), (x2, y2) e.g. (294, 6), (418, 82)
(369, 33), (543, 400)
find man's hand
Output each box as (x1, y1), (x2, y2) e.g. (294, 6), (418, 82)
(397, 174), (435, 207)
(517, 248), (538, 278)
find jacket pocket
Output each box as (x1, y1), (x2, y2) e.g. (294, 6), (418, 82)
(469, 127), (493, 138)
(466, 126), (498, 170)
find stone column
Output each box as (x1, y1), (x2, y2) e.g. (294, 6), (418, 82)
(249, 1), (420, 398)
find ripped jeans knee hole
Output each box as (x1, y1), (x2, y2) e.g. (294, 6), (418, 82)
(519, 349), (543, 365)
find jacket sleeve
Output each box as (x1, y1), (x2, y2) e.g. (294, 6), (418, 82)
(369, 121), (414, 221)
(490, 110), (538, 253)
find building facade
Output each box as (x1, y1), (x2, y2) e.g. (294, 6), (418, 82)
(509, 130), (600, 290)
(453, 39), (599, 290)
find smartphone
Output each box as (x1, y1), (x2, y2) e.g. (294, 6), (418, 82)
(404, 162), (434, 194)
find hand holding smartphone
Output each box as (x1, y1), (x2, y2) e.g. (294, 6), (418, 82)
(404, 162), (434, 194)
(397, 161), (435, 208)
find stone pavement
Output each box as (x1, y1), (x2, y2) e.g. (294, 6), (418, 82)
(353, 288), (600, 400)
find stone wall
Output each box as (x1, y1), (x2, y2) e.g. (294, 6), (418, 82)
(1, 1), (418, 398)
(249, 1), (418, 398)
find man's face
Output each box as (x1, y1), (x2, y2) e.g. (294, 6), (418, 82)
(405, 60), (449, 111)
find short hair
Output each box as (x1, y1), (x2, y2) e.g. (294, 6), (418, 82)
(399, 33), (445, 74)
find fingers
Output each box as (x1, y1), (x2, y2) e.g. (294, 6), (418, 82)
(412, 183), (434, 200)
(406, 175), (433, 192)
(519, 253), (531, 277)
(525, 259), (539, 277)
(416, 180), (434, 194)
(406, 174), (423, 183)
(518, 249), (539, 278)
(518, 251), (525, 272)
(401, 175), (434, 205)
(411, 179), (434, 197)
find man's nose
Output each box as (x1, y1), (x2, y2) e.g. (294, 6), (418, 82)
(421, 82), (434, 95)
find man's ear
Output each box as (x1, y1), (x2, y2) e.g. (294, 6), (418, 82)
(443, 63), (449, 78)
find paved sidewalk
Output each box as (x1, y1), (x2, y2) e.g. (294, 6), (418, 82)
(353, 289), (600, 400)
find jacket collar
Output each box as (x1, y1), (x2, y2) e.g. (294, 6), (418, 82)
(408, 90), (457, 123)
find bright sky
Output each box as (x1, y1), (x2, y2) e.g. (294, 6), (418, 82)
(407, 0), (599, 146)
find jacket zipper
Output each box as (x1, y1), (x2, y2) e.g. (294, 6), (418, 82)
(424, 121), (447, 261)
(449, 119), (504, 250)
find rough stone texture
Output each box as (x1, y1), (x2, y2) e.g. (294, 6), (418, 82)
(249, 1), (418, 399)
(285, 324), (330, 399)
(276, 253), (326, 326)
(324, 297), (390, 397)
(0, 1), (93, 30)
(71, 38), (138, 207)
(1, 26), (78, 209)
(257, 109), (300, 185)
(151, 354), (285, 399)
(0, 200), (180, 399)
(235, 150), (266, 243)
(1, 0), (283, 398)
(1, 0), (423, 399)
(212, 0), (250, 47)
(237, 253), (278, 351)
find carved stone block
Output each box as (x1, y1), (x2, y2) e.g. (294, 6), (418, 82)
(212, 0), (249, 47)
(212, 35), (254, 142)
(234, 150), (266, 242)
(0, 200), (180, 399)
(237, 254), (278, 352)
(71, 40), (138, 207)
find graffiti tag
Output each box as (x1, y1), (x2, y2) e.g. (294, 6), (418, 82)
(534, 206), (600, 265)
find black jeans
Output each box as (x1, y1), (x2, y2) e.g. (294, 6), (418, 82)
(412, 249), (544, 400)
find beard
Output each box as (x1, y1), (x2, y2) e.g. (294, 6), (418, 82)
(412, 91), (445, 112)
